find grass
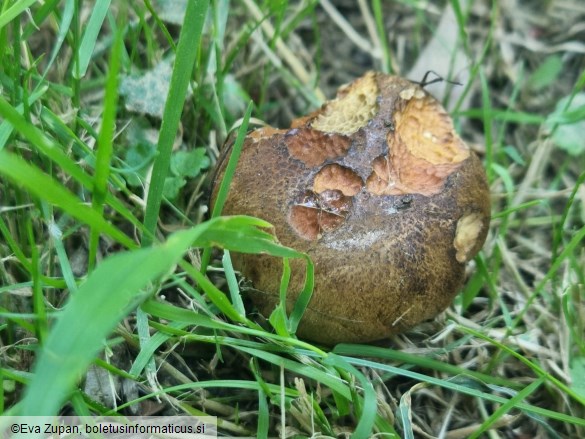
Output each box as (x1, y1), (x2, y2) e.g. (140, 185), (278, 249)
(1, 0), (584, 437)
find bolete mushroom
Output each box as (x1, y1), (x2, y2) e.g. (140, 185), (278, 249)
(211, 72), (490, 345)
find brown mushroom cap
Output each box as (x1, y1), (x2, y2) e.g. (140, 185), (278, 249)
(211, 72), (490, 345)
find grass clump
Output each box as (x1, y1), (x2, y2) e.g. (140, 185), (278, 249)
(1, 1), (584, 437)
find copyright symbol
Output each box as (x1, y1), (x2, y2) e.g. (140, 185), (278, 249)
(11, 424), (20, 433)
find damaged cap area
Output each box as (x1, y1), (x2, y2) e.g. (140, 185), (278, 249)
(289, 165), (363, 240)
(366, 94), (470, 197)
(284, 129), (351, 167)
(313, 164), (363, 196)
(310, 71), (379, 135)
(289, 190), (353, 240)
(286, 76), (475, 241)
(454, 213), (486, 263)
(283, 72), (380, 167)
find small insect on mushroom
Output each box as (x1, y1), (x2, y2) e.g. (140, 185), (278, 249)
(384, 120), (395, 131)
(414, 69), (463, 88)
(397, 195), (413, 210)
(211, 71), (490, 345)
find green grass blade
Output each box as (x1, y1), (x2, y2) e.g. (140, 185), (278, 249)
(324, 354), (377, 438)
(510, 222), (585, 334)
(111, 379), (299, 414)
(553, 170), (585, 260)
(469, 378), (544, 439)
(0, 96), (142, 231)
(333, 344), (519, 389)
(0, 215), (32, 273)
(342, 355), (585, 426)
(191, 214), (315, 331)
(0, 86), (47, 150)
(199, 101), (253, 272)
(222, 250), (247, 317)
(0, 0), (38, 31)
(142, 0), (209, 247)
(288, 258), (314, 334)
(142, 0), (176, 50)
(18, 219), (265, 415)
(458, 325), (585, 406)
(209, 102), (254, 220)
(51, 228), (79, 294)
(18, 245), (173, 413)
(0, 151), (135, 249)
(448, 0), (470, 55)
(256, 390), (269, 439)
(491, 200), (543, 219)
(237, 346), (351, 400)
(398, 386), (416, 439)
(141, 300), (326, 356)
(128, 321), (191, 377)
(89, 28), (123, 270)
(371, 0), (392, 73)
(73, 0), (112, 79)
(141, 300), (234, 332)
(28, 221), (48, 345)
(179, 260), (251, 325)
(480, 69), (494, 181)
(38, 0), (74, 84)
(38, 106), (140, 223)
(457, 108), (545, 124)
(0, 96), (88, 183)
(21, 0), (59, 39)
(274, 258), (292, 335)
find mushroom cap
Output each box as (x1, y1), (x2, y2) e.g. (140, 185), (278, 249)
(211, 72), (490, 345)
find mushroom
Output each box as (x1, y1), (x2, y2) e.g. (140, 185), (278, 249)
(210, 72), (490, 345)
